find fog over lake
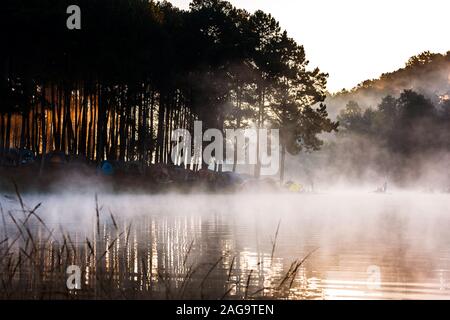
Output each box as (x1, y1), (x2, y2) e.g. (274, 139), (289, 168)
(2, 191), (449, 299)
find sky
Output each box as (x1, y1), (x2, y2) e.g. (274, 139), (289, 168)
(168, 0), (450, 93)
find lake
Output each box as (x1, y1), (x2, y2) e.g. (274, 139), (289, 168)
(1, 192), (449, 299)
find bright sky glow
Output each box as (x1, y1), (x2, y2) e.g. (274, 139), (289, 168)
(168, 0), (450, 92)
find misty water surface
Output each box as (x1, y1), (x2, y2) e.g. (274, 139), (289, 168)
(2, 192), (450, 299)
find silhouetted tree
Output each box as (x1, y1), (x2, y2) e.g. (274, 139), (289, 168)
(0, 0), (336, 181)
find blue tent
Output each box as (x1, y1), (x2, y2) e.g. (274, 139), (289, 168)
(100, 161), (114, 176)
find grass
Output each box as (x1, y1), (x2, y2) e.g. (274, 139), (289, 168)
(0, 185), (319, 300)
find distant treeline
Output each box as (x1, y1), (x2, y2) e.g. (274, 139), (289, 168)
(338, 90), (450, 154)
(333, 90), (450, 183)
(0, 0), (336, 178)
(326, 51), (450, 118)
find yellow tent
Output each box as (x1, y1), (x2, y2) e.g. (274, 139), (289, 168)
(288, 183), (303, 193)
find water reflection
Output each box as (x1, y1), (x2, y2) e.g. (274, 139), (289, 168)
(0, 193), (449, 299)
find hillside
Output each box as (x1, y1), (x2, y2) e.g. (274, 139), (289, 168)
(325, 51), (450, 118)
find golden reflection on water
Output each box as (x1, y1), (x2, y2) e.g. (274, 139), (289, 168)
(2, 193), (450, 299)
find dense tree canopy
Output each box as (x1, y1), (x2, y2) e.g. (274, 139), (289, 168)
(0, 0), (336, 178)
(335, 90), (450, 182)
(338, 90), (449, 153)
